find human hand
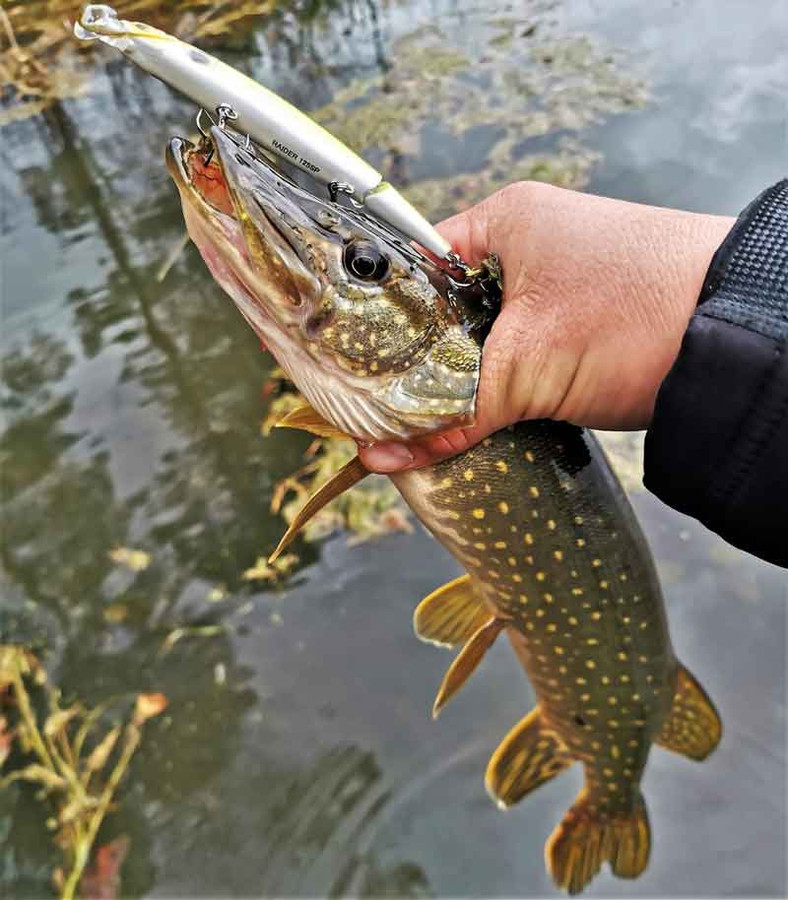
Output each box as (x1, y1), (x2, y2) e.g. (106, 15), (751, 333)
(359, 181), (734, 473)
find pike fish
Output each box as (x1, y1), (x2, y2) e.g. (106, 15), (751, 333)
(167, 127), (722, 894)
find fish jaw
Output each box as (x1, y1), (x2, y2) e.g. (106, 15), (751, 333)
(167, 128), (483, 441)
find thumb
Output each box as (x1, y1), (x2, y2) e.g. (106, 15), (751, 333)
(435, 197), (496, 266)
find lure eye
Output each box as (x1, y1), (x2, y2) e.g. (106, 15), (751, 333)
(344, 241), (389, 282)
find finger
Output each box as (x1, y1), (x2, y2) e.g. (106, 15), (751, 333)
(358, 419), (495, 474)
(436, 201), (493, 266)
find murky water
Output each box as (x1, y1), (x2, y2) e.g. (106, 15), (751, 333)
(1, 0), (786, 897)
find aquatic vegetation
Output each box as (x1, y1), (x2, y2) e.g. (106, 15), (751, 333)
(264, 388), (412, 553)
(0, 646), (167, 899)
(313, 24), (647, 220)
(0, 0), (279, 124)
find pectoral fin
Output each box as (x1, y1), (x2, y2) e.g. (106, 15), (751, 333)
(432, 617), (504, 718)
(485, 707), (572, 808)
(268, 456), (369, 563)
(275, 404), (353, 441)
(413, 575), (490, 647)
(656, 662), (722, 761)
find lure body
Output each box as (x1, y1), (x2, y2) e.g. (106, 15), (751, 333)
(74, 4), (454, 261)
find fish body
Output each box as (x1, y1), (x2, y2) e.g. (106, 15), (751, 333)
(166, 126), (722, 893)
(73, 5), (454, 262)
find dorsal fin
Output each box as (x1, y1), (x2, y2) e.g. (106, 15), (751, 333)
(275, 403), (353, 441)
(268, 456), (369, 563)
(413, 575), (490, 647)
(485, 707), (572, 808)
(655, 662), (722, 761)
(432, 617), (504, 718)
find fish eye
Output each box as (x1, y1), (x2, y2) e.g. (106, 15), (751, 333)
(344, 241), (389, 282)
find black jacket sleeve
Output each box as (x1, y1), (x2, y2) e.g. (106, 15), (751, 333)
(644, 179), (788, 568)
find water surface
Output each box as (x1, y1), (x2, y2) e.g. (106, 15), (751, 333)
(1, 1), (785, 896)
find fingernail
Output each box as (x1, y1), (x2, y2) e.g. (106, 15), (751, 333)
(362, 442), (415, 472)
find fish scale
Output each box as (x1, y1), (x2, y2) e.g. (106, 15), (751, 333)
(394, 420), (675, 813)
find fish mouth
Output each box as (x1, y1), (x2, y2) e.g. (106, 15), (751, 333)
(167, 131), (319, 270)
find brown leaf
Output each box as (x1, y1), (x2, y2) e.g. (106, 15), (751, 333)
(133, 693), (168, 725)
(79, 835), (131, 900)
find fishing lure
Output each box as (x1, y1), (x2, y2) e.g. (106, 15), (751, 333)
(74, 4), (460, 265)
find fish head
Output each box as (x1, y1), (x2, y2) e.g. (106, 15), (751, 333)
(167, 126), (494, 441)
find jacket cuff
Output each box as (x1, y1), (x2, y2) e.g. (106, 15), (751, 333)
(644, 180), (788, 567)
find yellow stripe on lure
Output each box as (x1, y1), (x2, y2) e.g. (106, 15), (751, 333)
(73, 4), (456, 262)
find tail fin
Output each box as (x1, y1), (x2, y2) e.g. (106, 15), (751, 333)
(546, 788), (650, 894)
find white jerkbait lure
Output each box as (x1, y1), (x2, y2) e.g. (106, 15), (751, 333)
(74, 4), (457, 263)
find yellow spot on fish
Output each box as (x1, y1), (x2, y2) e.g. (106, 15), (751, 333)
(607, 782), (618, 792)
(495, 460), (509, 473)
(576, 538), (586, 548)
(601, 676), (611, 685)
(370, 361), (379, 372)
(620, 675), (630, 683)
(587, 638), (599, 646)
(474, 542), (486, 550)
(591, 611), (602, 620)
(608, 696), (618, 705)
(463, 470), (475, 482)
(472, 508), (485, 519)
(543, 593), (554, 603)
(553, 550), (564, 561)
(512, 573), (523, 583)
(499, 502), (510, 514)
(620, 572), (628, 582)
(494, 541), (507, 549)
(611, 745), (620, 758)
(535, 571), (546, 582)
(586, 660), (596, 669)
(536, 609), (545, 618)
(638, 655), (649, 663)
(530, 486), (540, 498)
(568, 616), (578, 626)
(617, 652), (629, 661)
(519, 594), (529, 604)
(574, 516), (584, 525)
(546, 624), (557, 633)
(554, 646), (565, 655)
(576, 677), (587, 685)
(526, 621), (535, 631)
(508, 556), (517, 566)
(524, 533), (534, 545)
(599, 580), (610, 589)
(440, 477), (453, 488)
(592, 558), (602, 567)
(571, 587), (584, 596)
(525, 451), (535, 463)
